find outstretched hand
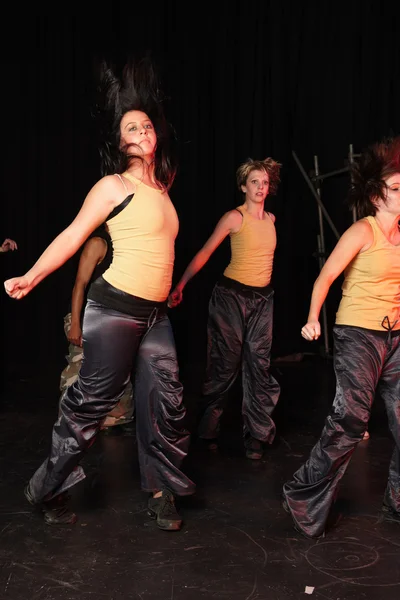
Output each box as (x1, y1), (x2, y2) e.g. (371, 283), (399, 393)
(301, 320), (321, 341)
(4, 276), (31, 300)
(168, 287), (183, 308)
(1, 238), (18, 252)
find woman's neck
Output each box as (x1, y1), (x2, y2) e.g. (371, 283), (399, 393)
(374, 212), (400, 238)
(244, 199), (265, 220)
(127, 157), (157, 184)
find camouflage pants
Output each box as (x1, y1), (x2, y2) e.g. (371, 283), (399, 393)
(59, 313), (134, 426)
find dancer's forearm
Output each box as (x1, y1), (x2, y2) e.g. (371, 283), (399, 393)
(25, 229), (86, 289)
(307, 275), (333, 322)
(176, 250), (211, 290)
(70, 283), (86, 327)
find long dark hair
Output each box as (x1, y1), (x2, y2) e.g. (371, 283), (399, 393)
(94, 57), (177, 190)
(348, 136), (400, 217)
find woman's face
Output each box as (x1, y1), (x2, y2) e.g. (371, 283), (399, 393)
(241, 169), (270, 203)
(380, 173), (400, 216)
(119, 110), (157, 160)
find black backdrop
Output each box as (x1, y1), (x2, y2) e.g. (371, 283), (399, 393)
(2, 5), (400, 384)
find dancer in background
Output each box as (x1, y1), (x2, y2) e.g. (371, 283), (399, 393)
(169, 158), (281, 460)
(5, 58), (195, 531)
(283, 136), (400, 538)
(59, 224), (134, 430)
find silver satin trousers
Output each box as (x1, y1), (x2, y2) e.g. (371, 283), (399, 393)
(283, 325), (400, 538)
(28, 299), (196, 502)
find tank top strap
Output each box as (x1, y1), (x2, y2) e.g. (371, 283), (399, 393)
(235, 205), (246, 218)
(114, 173), (128, 192)
(365, 215), (377, 231)
(364, 216), (382, 249)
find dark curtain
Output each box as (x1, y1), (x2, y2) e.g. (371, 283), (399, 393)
(2, 4), (399, 385)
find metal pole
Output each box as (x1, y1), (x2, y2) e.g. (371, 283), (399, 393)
(314, 166), (349, 181)
(292, 151), (340, 240)
(314, 155), (330, 358)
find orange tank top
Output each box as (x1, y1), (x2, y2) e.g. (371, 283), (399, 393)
(223, 205), (277, 287)
(102, 173), (179, 302)
(335, 216), (400, 330)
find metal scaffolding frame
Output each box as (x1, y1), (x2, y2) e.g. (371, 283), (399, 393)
(292, 144), (360, 357)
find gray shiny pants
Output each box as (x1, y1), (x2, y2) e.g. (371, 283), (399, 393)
(59, 312), (134, 427)
(198, 278), (280, 446)
(283, 325), (400, 538)
(29, 300), (195, 502)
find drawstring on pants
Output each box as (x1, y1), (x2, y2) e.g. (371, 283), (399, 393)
(382, 316), (398, 349)
(147, 307), (159, 329)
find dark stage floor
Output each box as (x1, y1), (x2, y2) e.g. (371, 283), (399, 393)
(1, 355), (399, 600)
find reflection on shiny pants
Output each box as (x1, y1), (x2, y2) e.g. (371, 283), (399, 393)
(198, 278), (280, 446)
(59, 312), (134, 426)
(283, 325), (400, 538)
(29, 300), (195, 502)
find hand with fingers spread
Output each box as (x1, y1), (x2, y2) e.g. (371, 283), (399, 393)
(1, 238), (18, 252)
(301, 320), (321, 341)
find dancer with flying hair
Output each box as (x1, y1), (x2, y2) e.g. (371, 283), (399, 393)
(169, 158), (281, 460)
(4, 58), (195, 531)
(282, 136), (400, 538)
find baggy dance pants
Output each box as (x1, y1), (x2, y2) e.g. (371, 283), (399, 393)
(59, 312), (134, 426)
(28, 299), (195, 502)
(283, 325), (400, 538)
(197, 276), (280, 447)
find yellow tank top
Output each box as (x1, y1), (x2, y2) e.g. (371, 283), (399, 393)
(102, 173), (179, 302)
(336, 216), (400, 330)
(223, 205), (277, 287)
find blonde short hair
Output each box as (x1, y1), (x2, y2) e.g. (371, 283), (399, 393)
(236, 157), (282, 195)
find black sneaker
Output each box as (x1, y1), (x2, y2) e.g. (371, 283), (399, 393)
(381, 503), (400, 524)
(147, 491), (182, 531)
(24, 484), (77, 525)
(245, 438), (263, 460)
